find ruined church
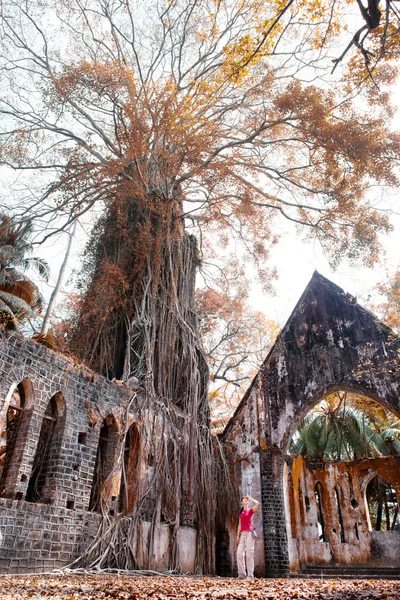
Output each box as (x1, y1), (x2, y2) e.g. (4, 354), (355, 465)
(0, 272), (399, 576)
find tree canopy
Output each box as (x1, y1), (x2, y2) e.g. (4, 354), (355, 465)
(0, 0), (399, 270)
(196, 283), (278, 426)
(372, 270), (400, 334)
(1, 0), (400, 574)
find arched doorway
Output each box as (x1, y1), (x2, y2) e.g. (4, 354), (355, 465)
(285, 389), (400, 571)
(221, 273), (400, 576)
(0, 378), (35, 498)
(26, 392), (65, 503)
(118, 422), (141, 513)
(89, 415), (118, 512)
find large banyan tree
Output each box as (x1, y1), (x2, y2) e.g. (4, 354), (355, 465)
(0, 0), (399, 573)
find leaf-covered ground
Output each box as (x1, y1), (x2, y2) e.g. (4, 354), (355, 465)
(0, 574), (399, 599)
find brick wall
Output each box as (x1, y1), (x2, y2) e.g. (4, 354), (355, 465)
(0, 498), (100, 573)
(0, 330), (197, 573)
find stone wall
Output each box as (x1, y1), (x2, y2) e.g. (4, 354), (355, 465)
(286, 455), (400, 572)
(221, 272), (400, 577)
(0, 498), (100, 573)
(0, 330), (197, 573)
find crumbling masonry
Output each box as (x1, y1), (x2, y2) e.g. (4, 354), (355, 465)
(0, 271), (400, 576)
(220, 272), (400, 577)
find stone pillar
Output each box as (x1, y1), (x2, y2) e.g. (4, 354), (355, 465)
(260, 447), (290, 577)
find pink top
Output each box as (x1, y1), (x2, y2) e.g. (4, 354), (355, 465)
(239, 508), (253, 531)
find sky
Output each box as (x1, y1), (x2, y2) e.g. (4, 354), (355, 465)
(255, 207), (400, 328)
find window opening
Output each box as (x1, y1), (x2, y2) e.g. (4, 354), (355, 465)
(118, 423), (140, 513)
(315, 482), (326, 542)
(0, 383), (25, 496)
(366, 475), (400, 531)
(26, 395), (59, 503)
(335, 487), (346, 543)
(89, 416), (117, 512)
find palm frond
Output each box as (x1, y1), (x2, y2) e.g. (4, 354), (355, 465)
(32, 331), (55, 350)
(382, 428), (400, 441)
(20, 257), (50, 282)
(0, 276), (41, 308)
(305, 415), (328, 460)
(342, 408), (367, 459)
(0, 290), (34, 319)
(0, 298), (16, 318)
(289, 396), (400, 461)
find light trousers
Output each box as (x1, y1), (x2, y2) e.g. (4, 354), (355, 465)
(237, 531), (255, 578)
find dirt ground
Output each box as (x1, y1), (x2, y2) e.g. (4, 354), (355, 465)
(0, 574), (399, 599)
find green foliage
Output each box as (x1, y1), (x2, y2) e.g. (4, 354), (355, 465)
(0, 214), (49, 331)
(289, 392), (400, 461)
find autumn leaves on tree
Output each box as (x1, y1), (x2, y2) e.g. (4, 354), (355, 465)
(1, 0), (399, 387)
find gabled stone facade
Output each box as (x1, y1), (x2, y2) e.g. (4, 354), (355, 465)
(220, 272), (400, 577)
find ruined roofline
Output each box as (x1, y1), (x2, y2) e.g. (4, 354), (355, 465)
(219, 270), (397, 441)
(0, 326), (139, 398)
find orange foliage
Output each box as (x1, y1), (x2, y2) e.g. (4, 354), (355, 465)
(197, 281), (278, 418)
(0, 0), (399, 377)
(373, 271), (400, 335)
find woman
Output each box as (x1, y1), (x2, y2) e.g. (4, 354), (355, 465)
(236, 494), (260, 579)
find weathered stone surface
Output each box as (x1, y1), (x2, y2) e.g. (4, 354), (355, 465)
(2, 271), (400, 577)
(0, 330), (197, 573)
(221, 272), (400, 577)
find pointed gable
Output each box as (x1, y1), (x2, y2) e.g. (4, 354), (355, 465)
(222, 271), (400, 450)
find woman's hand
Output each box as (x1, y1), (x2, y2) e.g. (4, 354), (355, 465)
(247, 495), (260, 512)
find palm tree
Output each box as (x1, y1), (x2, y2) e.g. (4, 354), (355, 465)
(0, 214), (49, 332)
(289, 392), (400, 461)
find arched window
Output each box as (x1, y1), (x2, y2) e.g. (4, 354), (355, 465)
(26, 393), (64, 503)
(118, 422), (140, 513)
(366, 475), (400, 531)
(315, 482), (326, 542)
(335, 486), (346, 543)
(0, 383), (25, 495)
(89, 415), (118, 512)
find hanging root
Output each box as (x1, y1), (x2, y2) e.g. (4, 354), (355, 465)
(68, 195), (227, 573)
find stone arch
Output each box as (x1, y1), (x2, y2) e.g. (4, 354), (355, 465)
(89, 414), (119, 512)
(222, 272), (400, 576)
(0, 378), (35, 498)
(282, 383), (399, 456)
(26, 391), (66, 503)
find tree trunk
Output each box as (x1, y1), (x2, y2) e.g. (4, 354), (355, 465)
(70, 193), (208, 414)
(41, 220), (77, 335)
(69, 192), (215, 573)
